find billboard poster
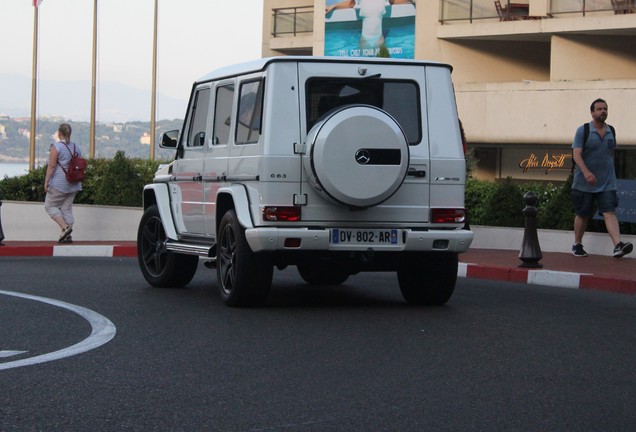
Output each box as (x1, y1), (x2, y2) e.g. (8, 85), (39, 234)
(324, 0), (416, 59)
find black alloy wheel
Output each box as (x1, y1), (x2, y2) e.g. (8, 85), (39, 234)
(137, 204), (198, 288)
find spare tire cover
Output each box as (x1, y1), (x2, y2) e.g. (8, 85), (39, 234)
(304, 105), (409, 208)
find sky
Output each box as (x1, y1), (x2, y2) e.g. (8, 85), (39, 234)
(1, 0), (264, 121)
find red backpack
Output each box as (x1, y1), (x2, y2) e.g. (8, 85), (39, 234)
(59, 142), (87, 183)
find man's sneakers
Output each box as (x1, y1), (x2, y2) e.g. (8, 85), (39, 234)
(613, 242), (633, 258)
(572, 243), (588, 257)
(573, 242), (633, 258)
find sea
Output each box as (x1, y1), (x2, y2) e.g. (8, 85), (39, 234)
(0, 162), (31, 179)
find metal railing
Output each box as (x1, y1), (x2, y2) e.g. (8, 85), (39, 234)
(439, 0), (623, 23)
(549, 0), (632, 16)
(272, 6), (314, 37)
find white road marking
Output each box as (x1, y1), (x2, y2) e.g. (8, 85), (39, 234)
(0, 290), (116, 371)
(0, 351), (28, 358)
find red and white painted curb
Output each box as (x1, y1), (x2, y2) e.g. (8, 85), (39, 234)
(459, 262), (636, 295)
(0, 244), (137, 258)
(53, 245), (137, 257)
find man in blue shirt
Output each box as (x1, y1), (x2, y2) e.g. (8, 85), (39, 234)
(571, 98), (632, 258)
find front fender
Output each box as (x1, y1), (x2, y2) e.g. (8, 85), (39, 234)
(143, 183), (179, 240)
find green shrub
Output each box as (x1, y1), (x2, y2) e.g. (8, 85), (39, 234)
(92, 151), (139, 206)
(0, 166), (46, 202)
(535, 175), (575, 230)
(92, 151), (162, 206)
(465, 178), (495, 225)
(0, 153), (166, 207)
(74, 157), (110, 205)
(482, 177), (524, 228)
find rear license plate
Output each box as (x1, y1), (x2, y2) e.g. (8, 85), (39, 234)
(331, 229), (400, 245)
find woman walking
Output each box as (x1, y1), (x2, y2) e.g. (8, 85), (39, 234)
(44, 123), (82, 243)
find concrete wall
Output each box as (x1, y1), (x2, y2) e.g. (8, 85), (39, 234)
(551, 35), (636, 82)
(1, 201), (633, 258)
(456, 80), (636, 145)
(470, 225), (635, 259)
(1, 201), (142, 242)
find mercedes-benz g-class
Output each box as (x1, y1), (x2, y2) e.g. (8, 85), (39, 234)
(137, 56), (473, 306)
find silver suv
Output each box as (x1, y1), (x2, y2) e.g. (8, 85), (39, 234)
(137, 57), (473, 306)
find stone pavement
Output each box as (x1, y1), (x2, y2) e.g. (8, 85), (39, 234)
(1, 241), (634, 296)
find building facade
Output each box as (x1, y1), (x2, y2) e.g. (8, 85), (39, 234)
(262, 0), (636, 182)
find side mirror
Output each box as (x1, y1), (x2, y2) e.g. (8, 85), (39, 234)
(160, 130), (179, 149)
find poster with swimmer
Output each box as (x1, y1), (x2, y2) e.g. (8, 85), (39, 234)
(324, 0), (416, 59)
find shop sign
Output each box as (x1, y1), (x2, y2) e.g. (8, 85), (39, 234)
(519, 152), (572, 174)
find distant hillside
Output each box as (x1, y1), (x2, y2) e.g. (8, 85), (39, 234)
(0, 74), (188, 123)
(0, 117), (183, 163)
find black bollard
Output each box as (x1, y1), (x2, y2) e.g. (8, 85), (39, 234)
(519, 191), (542, 268)
(0, 199), (4, 245)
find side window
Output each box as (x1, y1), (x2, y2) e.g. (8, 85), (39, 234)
(212, 84), (234, 145)
(236, 79), (264, 145)
(187, 87), (211, 147)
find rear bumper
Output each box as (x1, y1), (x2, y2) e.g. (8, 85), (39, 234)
(245, 227), (473, 253)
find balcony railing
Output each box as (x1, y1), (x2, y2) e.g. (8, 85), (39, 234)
(439, 0), (629, 23)
(272, 6), (314, 37)
(550, 0), (633, 15)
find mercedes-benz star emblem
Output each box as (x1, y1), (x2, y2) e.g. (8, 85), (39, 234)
(355, 149), (371, 165)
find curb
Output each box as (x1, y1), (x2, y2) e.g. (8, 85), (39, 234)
(459, 263), (636, 295)
(0, 244), (137, 258)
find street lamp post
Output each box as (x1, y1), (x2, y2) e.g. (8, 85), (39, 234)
(89, 0), (98, 158)
(150, 0), (158, 160)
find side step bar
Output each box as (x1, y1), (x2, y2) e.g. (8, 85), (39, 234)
(166, 240), (216, 258)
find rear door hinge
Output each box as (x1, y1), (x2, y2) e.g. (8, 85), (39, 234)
(293, 194), (307, 206)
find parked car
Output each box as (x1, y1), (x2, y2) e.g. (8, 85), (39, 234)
(137, 56), (473, 306)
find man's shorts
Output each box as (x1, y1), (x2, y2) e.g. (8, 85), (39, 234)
(571, 189), (618, 217)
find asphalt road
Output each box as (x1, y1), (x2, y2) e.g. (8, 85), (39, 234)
(1, 257), (634, 431)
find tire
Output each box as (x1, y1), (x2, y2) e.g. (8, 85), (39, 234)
(137, 204), (199, 288)
(217, 210), (273, 307)
(397, 253), (458, 306)
(297, 261), (349, 285)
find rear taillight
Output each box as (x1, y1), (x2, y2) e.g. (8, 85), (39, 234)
(431, 208), (465, 224)
(262, 206), (301, 222)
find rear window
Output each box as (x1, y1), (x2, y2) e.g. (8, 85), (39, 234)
(306, 78), (421, 144)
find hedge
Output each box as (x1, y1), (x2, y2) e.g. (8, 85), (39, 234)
(0, 151), (165, 207)
(466, 176), (636, 235)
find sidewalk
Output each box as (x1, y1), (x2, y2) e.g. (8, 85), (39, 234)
(460, 248), (636, 295)
(1, 240), (635, 296)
